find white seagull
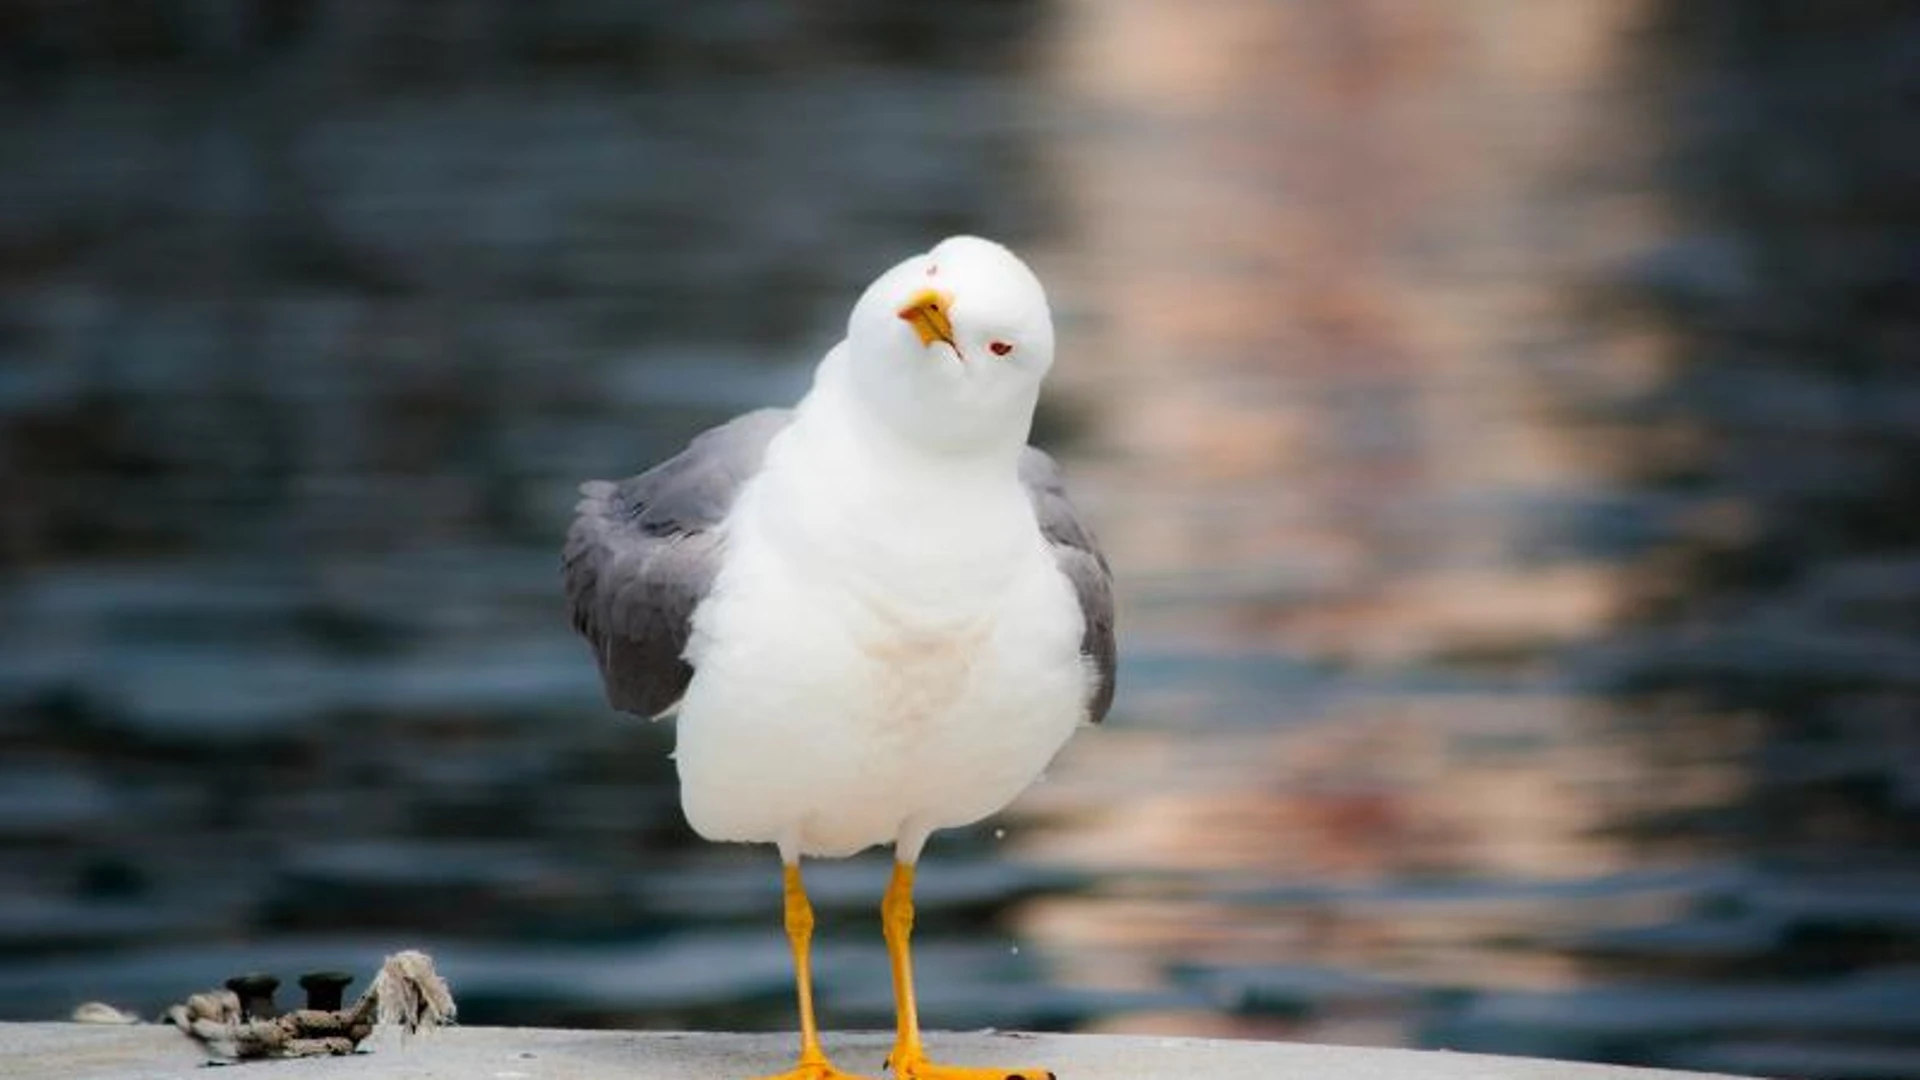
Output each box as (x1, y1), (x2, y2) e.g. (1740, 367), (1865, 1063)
(564, 236), (1115, 1080)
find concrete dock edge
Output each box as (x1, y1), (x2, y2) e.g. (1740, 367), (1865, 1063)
(1, 1023), (1754, 1080)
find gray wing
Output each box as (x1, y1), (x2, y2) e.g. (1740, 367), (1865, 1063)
(1020, 446), (1117, 724)
(563, 408), (793, 718)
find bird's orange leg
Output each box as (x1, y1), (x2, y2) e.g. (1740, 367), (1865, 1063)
(753, 864), (872, 1080)
(881, 862), (1055, 1080)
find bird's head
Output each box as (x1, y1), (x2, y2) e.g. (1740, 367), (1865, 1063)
(843, 236), (1055, 453)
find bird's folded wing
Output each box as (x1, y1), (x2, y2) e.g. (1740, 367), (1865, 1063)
(563, 408), (793, 718)
(1020, 446), (1117, 724)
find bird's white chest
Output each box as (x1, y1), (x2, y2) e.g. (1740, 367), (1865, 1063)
(669, 431), (1089, 855)
(690, 476), (1072, 734)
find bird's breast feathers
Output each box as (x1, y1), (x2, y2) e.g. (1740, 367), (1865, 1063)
(676, 398), (1088, 739)
(686, 493), (1080, 720)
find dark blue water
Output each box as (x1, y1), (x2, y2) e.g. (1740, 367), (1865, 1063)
(2, 4), (1917, 1078)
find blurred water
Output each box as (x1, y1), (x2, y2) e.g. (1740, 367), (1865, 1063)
(2, 3), (1918, 1078)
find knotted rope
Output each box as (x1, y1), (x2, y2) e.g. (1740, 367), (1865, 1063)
(164, 949), (455, 1061)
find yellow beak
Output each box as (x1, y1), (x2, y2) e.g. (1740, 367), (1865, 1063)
(896, 288), (957, 350)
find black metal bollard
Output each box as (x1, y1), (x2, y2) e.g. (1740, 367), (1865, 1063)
(299, 971), (355, 1011)
(224, 973), (281, 1021)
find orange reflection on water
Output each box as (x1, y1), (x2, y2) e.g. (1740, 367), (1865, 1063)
(1006, 694), (1745, 1040)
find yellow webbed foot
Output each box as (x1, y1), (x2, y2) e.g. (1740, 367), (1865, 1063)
(752, 1055), (877, 1080)
(887, 1050), (1055, 1080)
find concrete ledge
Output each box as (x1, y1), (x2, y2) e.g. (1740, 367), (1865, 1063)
(5, 1023), (1748, 1080)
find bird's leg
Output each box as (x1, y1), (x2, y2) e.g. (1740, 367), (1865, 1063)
(752, 863), (872, 1080)
(882, 861), (1055, 1080)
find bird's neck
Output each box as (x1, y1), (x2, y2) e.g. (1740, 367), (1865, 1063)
(814, 345), (1036, 477)
(755, 349), (1038, 605)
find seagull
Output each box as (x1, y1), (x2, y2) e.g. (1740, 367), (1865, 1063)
(564, 236), (1115, 1080)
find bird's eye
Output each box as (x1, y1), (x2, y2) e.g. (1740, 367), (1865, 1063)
(989, 340), (1014, 357)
